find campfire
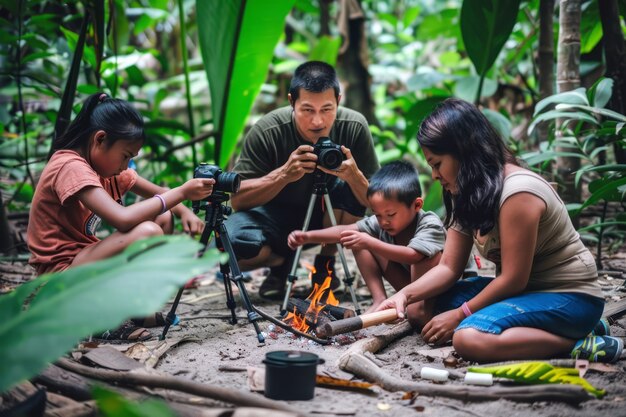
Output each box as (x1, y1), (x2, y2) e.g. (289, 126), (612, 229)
(283, 262), (354, 336)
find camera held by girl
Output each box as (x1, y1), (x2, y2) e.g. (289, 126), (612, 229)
(27, 92), (215, 341)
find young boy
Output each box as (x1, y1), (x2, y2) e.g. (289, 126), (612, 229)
(288, 160), (447, 312)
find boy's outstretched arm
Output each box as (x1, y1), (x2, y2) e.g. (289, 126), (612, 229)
(288, 224), (358, 249)
(341, 232), (427, 265)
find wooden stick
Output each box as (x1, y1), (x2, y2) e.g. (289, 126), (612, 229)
(287, 298), (356, 320)
(316, 309), (398, 339)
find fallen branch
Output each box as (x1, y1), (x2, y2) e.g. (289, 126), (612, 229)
(338, 321), (593, 404)
(56, 357), (310, 417)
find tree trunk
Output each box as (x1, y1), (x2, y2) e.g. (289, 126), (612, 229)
(537, 0), (556, 143)
(336, 0), (378, 125)
(556, 0), (582, 217)
(598, 0), (626, 164)
(0, 192), (16, 255)
(319, 0), (331, 36)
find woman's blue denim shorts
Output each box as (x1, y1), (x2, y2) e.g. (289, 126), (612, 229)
(434, 277), (604, 339)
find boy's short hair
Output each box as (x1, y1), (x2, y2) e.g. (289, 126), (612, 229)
(367, 160), (422, 206)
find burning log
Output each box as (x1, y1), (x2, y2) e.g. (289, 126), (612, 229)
(287, 298), (356, 320)
(316, 309), (398, 339)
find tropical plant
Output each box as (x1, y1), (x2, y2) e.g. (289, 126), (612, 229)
(527, 78), (626, 263)
(0, 235), (221, 393)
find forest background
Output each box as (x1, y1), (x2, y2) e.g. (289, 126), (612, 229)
(1, 0), (626, 411)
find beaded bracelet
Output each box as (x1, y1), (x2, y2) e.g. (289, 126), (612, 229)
(461, 302), (473, 317)
(154, 194), (167, 214)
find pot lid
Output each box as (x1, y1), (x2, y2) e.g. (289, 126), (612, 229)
(265, 350), (320, 364)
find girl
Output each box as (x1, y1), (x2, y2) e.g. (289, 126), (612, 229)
(376, 98), (622, 363)
(27, 93), (214, 340)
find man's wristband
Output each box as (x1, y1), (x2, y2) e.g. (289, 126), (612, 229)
(154, 194), (167, 214)
(461, 302), (472, 318)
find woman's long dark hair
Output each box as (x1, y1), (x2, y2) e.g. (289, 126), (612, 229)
(49, 93), (144, 158)
(417, 98), (518, 235)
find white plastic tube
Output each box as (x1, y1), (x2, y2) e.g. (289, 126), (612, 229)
(420, 367), (449, 382)
(464, 372), (493, 386)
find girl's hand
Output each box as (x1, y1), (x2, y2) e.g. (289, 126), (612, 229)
(288, 230), (307, 250)
(179, 209), (205, 236)
(421, 308), (465, 345)
(339, 230), (372, 250)
(374, 291), (408, 319)
(183, 178), (215, 201)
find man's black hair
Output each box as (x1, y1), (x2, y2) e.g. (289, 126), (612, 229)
(289, 61), (340, 103)
(367, 160), (422, 207)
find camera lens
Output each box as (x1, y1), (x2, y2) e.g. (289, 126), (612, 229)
(319, 148), (343, 170)
(215, 171), (241, 193)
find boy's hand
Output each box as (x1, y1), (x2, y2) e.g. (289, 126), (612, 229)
(288, 230), (307, 249)
(183, 178), (215, 201)
(339, 230), (373, 250)
(374, 292), (408, 320)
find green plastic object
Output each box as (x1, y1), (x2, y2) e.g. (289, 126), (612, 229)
(468, 362), (606, 398)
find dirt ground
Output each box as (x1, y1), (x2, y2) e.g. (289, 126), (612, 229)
(2, 245), (626, 416)
(147, 247), (626, 417)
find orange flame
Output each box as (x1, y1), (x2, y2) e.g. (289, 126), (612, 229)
(283, 260), (339, 333)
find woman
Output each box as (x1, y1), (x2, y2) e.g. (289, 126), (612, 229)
(376, 98), (622, 363)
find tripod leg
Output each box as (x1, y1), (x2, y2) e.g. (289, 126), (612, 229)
(160, 222), (214, 340)
(218, 224), (266, 343)
(280, 193), (319, 315)
(219, 261), (238, 325)
(323, 193), (361, 315)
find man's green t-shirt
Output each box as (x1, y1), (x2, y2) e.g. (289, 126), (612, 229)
(233, 105), (380, 209)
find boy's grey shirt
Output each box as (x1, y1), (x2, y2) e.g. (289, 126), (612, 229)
(356, 210), (445, 270)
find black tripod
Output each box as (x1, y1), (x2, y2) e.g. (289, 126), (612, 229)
(160, 192), (265, 343)
(280, 170), (361, 316)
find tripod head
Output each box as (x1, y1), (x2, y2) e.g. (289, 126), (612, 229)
(312, 169), (329, 194)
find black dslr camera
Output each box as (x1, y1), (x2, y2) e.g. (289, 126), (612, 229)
(313, 137), (344, 170)
(194, 163), (241, 194)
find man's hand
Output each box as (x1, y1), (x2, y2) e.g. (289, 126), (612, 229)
(421, 308), (465, 345)
(280, 145), (318, 183)
(317, 146), (360, 182)
(339, 230), (373, 250)
(288, 230), (308, 250)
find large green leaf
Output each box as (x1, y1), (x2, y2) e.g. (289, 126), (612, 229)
(460, 0), (521, 100)
(197, 0), (295, 166)
(0, 235), (220, 393)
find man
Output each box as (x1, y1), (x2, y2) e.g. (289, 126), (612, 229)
(226, 61), (380, 300)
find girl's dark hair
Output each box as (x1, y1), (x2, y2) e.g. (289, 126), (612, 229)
(49, 93), (144, 158)
(289, 61), (340, 103)
(417, 98), (518, 235)
(367, 160), (422, 207)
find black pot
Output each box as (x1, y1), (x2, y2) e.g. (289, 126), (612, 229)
(263, 350), (325, 401)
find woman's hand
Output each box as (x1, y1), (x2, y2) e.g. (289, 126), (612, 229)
(339, 230), (373, 250)
(421, 308), (465, 345)
(288, 230), (308, 249)
(374, 291), (408, 319)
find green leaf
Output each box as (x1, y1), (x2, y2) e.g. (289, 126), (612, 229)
(460, 0), (521, 96)
(94, 386), (176, 417)
(404, 96), (448, 143)
(469, 362), (605, 398)
(555, 104), (626, 122)
(309, 36), (341, 66)
(0, 235), (220, 393)
(528, 110), (600, 135)
(482, 108), (511, 139)
(454, 76), (498, 101)
(533, 88), (589, 116)
(590, 78), (613, 109)
(423, 180), (443, 214)
(581, 176), (626, 209)
(197, 0), (295, 166)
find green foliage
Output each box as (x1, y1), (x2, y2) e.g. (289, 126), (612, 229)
(460, 0), (522, 102)
(469, 362), (605, 398)
(0, 235), (221, 393)
(94, 385), (176, 417)
(196, 0), (295, 166)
